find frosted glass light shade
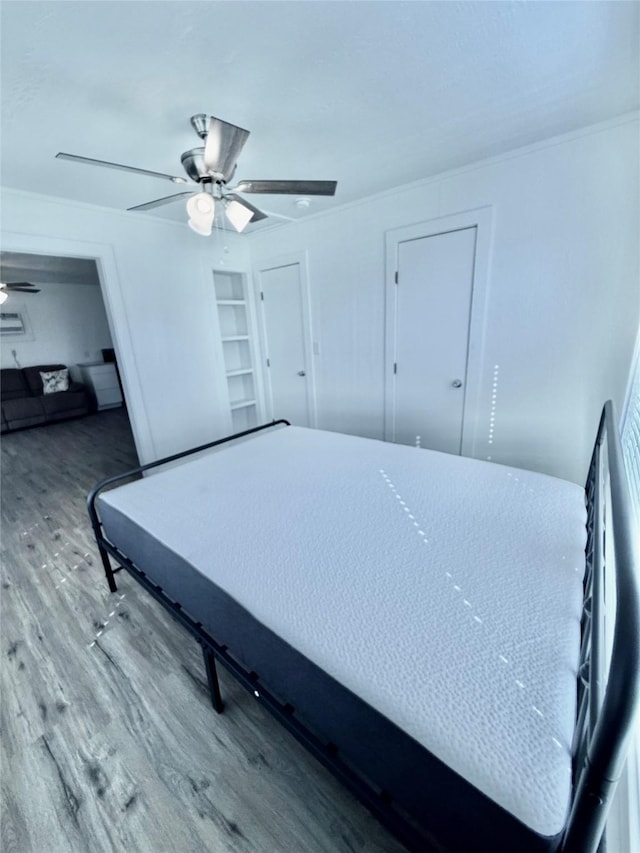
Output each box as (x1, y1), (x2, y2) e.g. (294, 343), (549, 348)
(0, 290), (7, 304)
(187, 192), (214, 218)
(186, 192), (215, 236)
(225, 199), (253, 233)
(188, 217), (213, 236)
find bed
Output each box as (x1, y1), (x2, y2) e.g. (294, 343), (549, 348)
(88, 401), (639, 853)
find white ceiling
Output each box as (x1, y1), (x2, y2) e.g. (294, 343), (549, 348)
(1, 1), (638, 231)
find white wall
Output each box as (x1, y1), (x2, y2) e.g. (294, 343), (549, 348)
(1, 191), (251, 464)
(2, 116), (637, 483)
(248, 115), (640, 484)
(0, 281), (113, 371)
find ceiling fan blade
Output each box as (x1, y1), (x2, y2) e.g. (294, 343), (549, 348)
(225, 193), (268, 223)
(258, 208), (296, 222)
(3, 281), (37, 288)
(203, 116), (250, 183)
(127, 191), (195, 212)
(2, 284), (41, 293)
(233, 180), (337, 196)
(56, 152), (187, 184)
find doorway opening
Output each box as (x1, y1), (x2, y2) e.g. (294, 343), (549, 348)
(0, 250), (133, 441)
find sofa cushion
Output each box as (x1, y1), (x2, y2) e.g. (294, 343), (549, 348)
(2, 395), (46, 426)
(41, 388), (90, 417)
(23, 364), (66, 396)
(0, 368), (30, 401)
(40, 368), (70, 394)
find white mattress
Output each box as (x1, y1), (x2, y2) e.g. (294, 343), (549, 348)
(100, 426), (586, 836)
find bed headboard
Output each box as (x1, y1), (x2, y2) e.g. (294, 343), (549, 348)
(563, 400), (640, 852)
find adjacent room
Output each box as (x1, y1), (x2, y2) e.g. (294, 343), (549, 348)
(0, 251), (127, 432)
(1, 2), (638, 852)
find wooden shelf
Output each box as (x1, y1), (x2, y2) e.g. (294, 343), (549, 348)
(226, 368), (254, 377)
(230, 399), (257, 411)
(214, 269), (259, 432)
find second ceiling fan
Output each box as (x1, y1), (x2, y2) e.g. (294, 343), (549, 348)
(57, 113), (337, 235)
(0, 281), (40, 304)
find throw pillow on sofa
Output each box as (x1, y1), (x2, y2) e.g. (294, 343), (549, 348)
(40, 368), (70, 394)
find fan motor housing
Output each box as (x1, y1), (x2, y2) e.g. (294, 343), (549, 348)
(180, 148), (209, 183)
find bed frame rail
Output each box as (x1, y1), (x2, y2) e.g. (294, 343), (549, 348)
(87, 419), (290, 592)
(86, 416), (430, 850)
(563, 400), (640, 852)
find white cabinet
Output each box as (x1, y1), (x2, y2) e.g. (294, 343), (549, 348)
(213, 271), (261, 432)
(78, 362), (123, 411)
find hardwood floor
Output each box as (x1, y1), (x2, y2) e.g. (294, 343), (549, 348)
(1, 410), (406, 853)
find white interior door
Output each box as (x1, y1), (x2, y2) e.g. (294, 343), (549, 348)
(259, 262), (311, 426)
(391, 226), (476, 454)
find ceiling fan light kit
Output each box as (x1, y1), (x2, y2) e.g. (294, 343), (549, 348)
(187, 192), (215, 217)
(224, 198), (254, 233)
(187, 219), (213, 237)
(55, 113), (337, 236)
(186, 190), (215, 235)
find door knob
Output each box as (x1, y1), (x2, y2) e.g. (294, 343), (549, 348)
(297, 370), (306, 377)
(451, 379), (463, 388)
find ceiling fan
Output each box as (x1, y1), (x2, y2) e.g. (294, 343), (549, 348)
(56, 113), (337, 235)
(0, 282), (40, 304)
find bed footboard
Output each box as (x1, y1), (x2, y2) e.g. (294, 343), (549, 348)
(562, 400), (640, 852)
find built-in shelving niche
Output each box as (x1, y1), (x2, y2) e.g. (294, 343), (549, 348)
(213, 270), (259, 432)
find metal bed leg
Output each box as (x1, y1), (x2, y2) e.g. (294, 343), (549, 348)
(203, 647), (224, 714)
(98, 542), (118, 593)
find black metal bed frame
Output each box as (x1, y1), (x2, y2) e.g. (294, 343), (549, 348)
(562, 401), (639, 851)
(87, 403), (639, 853)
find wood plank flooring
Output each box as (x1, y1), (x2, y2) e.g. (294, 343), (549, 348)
(1, 410), (407, 853)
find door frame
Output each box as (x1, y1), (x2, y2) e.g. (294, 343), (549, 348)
(0, 229), (154, 462)
(252, 250), (317, 427)
(384, 206), (494, 456)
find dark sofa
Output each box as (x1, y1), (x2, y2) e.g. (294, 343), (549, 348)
(1, 364), (91, 433)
